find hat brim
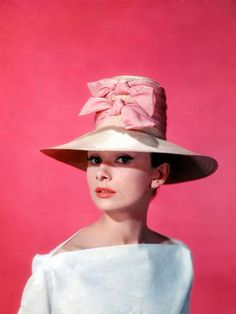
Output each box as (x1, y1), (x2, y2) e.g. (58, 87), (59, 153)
(41, 127), (218, 184)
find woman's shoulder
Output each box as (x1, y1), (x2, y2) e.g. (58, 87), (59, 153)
(32, 226), (192, 268)
(145, 229), (174, 245)
(53, 227), (174, 253)
(30, 253), (51, 274)
(30, 231), (193, 280)
(28, 228), (86, 272)
(52, 226), (97, 253)
(53, 227), (192, 254)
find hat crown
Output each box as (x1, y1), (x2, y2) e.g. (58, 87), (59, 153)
(79, 75), (167, 140)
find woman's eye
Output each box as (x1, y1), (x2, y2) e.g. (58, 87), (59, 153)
(87, 156), (101, 165)
(116, 155), (134, 164)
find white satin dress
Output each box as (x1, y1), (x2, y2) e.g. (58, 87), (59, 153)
(18, 230), (193, 314)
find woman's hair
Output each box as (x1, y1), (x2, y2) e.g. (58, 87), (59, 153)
(150, 153), (169, 168)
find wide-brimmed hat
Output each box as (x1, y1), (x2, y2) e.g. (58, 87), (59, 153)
(41, 75), (218, 184)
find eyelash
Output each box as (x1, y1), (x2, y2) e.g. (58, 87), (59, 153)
(87, 155), (134, 165)
(87, 156), (101, 165)
(116, 155), (134, 164)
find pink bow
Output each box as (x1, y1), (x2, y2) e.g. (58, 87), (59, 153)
(79, 78), (157, 129)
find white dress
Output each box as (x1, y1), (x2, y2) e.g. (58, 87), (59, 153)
(18, 230), (193, 314)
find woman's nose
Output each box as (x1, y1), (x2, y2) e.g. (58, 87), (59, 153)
(96, 164), (111, 181)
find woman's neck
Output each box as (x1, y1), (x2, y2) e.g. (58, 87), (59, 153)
(95, 210), (149, 245)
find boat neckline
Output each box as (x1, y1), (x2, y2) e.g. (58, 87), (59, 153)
(50, 239), (183, 257)
(48, 227), (184, 257)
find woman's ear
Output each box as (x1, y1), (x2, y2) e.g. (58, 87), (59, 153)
(151, 163), (170, 188)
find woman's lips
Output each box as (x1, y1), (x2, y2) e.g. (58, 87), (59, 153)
(95, 187), (116, 198)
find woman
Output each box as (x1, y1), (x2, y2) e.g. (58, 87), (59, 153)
(18, 76), (217, 314)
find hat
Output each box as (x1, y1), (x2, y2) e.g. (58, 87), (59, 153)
(41, 75), (218, 184)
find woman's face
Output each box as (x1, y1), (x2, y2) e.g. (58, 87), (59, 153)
(86, 151), (158, 213)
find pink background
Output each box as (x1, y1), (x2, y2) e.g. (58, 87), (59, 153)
(0, 1), (235, 313)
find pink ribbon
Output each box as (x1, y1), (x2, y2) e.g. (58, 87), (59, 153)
(79, 78), (157, 129)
